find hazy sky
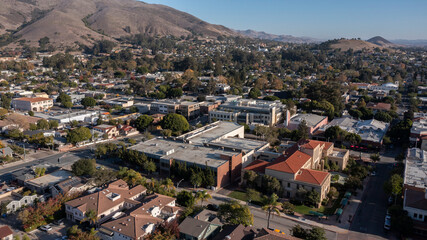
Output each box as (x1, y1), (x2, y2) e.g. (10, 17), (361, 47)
(143, 0), (427, 40)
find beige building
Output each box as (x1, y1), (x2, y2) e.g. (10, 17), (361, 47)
(94, 124), (119, 139)
(12, 97), (53, 112)
(65, 180), (146, 224)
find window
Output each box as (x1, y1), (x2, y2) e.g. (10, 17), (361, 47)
(414, 213), (418, 218)
(287, 183), (291, 188)
(419, 214), (423, 219)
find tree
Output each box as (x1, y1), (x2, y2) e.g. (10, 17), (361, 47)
(243, 170), (258, 188)
(176, 190), (195, 208)
(282, 202), (295, 215)
(218, 200), (253, 226)
(1, 94), (11, 109)
(28, 110), (34, 116)
(190, 172), (203, 189)
(49, 120), (59, 129)
(81, 97), (96, 108)
(246, 188), (260, 204)
(305, 190), (320, 207)
(117, 167), (145, 187)
(248, 88), (261, 99)
(57, 92), (71, 104)
(370, 153), (380, 164)
(72, 158), (96, 176)
(67, 127), (92, 145)
(195, 190), (212, 207)
(291, 224), (307, 238)
(81, 209), (98, 226)
(63, 101), (73, 109)
(135, 115), (154, 131)
(384, 174), (403, 204)
(262, 193), (281, 229)
(374, 111), (392, 123)
(143, 160), (156, 174)
(161, 113), (189, 133)
(306, 227), (327, 240)
(297, 120), (309, 140)
(37, 119), (49, 130)
(344, 176), (362, 191)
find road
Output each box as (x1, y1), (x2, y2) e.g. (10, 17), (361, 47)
(348, 162), (394, 239)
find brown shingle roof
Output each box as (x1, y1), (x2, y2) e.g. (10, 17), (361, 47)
(244, 159), (270, 174)
(255, 228), (301, 240)
(101, 214), (162, 239)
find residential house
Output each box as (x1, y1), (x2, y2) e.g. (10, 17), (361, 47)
(212, 225), (257, 240)
(12, 97), (53, 112)
(94, 125), (119, 139)
(0, 147), (13, 158)
(117, 125), (138, 137)
(50, 176), (92, 198)
(0, 191), (38, 213)
(179, 217), (221, 240)
(0, 226), (13, 240)
(65, 180), (146, 224)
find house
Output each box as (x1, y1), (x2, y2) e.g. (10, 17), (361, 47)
(50, 176), (92, 198)
(285, 113), (328, 135)
(94, 124), (119, 139)
(254, 228), (301, 240)
(212, 224), (256, 240)
(11, 169), (36, 186)
(65, 180), (146, 224)
(0, 113), (40, 132)
(366, 102), (391, 112)
(179, 217), (221, 240)
(117, 125), (138, 136)
(0, 226), (13, 240)
(0, 191), (38, 213)
(25, 170), (74, 194)
(0, 147), (13, 158)
(98, 194), (180, 240)
(11, 97), (53, 112)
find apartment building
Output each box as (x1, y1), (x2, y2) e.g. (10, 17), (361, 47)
(12, 97), (53, 112)
(209, 99), (289, 126)
(150, 100), (201, 120)
(65, 180), (146, 224)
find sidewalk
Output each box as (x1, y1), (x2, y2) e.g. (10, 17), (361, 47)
(1, 149), (59, 168)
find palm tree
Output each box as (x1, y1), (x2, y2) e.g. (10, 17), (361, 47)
(261, 193), (281, 229)
(195, 190), (212, 207)
(81, 209), (98, 226)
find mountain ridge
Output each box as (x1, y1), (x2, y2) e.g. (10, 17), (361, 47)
(236, 29), (319, 43)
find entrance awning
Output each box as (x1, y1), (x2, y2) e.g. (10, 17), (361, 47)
(336, 208), (343, 216)
(341, 198), (348, 206)
(344, 192), (352, 198)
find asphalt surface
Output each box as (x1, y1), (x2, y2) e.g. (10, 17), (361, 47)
(348, 163), (394, 239)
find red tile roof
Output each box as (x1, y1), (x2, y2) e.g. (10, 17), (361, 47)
(14, 97), (52, 103)
(244, 160), (270, 174)
(300, 139), (332, 150)
(267, 151), (311, 174)
(295, 169), (329, 185)
(0, 225), (13, 238)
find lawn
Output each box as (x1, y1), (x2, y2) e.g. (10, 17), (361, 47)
(294, 204), (325, 215)
(228, 190), (263, 205)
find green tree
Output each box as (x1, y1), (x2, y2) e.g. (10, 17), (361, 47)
(384, 174), (403, 204)
(246, 188), (260, 204)
(218, 200), (253, 226)
(67, 127), (92, 145)
(190, 172), (203, 189)
(374, 111), (392, 123)
(282, 202), (295, 215)
(28, 111), (34, 116)
(291, 224), (307, 238)
(262, 193), (281, 229)
(57, 92), (71, 104)
(243, 170), (258, 188)
(135, 115), (154, 131)
(161, 113), (189, 133)
(370, 153), (380, 164)
(306, 227), (327, 240)
(305, 190), (320, 207)
(37, 119), (49, 130)
(81, 209), (98, 226)
(297, 120), (309, 140)
(176, 190), (195, 208)
(71, 158), (96, 176)
(62, 101), (73, 109)
(1, 94), (11, 109)
(195, 190), (212, 207)
(49, 120), (59, 129)
(248, 88), (261, 99)
(143, 160), (156, 174)
(81, 97), (96, 108)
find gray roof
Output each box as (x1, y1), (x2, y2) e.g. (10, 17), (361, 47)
(179, 217), (212, 238)
(290, 113), (327, 127)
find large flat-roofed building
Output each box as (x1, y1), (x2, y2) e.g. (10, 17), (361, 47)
(209, 99), (289, 126)
(285, 113), (328, 134)
(150, 100), (201, 120)
(12, 97), (53, 112)
(25, 170), (73, 194)
(129, 121), (269, 188)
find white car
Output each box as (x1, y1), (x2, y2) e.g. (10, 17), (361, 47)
(40, 224), (52, 232)
(384, 215), (391, 230)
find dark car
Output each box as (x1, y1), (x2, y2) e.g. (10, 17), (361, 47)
(53, 219), (64, 226)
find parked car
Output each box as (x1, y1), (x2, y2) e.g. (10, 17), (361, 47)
(207, 204), (219, 211)
(53, 219), (64, 226)
(388, 196), (394, 205)
(371, 171), (376, 176)
(40, 224), (52, 231)
(384, 215), (391, 230)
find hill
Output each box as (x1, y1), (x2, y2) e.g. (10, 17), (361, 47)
(367, 36), (396, 47)
(329, 39), (385, 51)
(236, 29), (318, 44)
(0, 0), (236, 48)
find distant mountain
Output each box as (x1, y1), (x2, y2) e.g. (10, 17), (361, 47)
(329, 39), (385, 51)
(390, 39), (427, 47)
(0, 0), (237, 48)
(367, 36), (396, 47)
(236, 29), (319, 44)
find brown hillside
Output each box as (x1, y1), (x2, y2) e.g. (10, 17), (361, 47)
(330, 39), (385, 51)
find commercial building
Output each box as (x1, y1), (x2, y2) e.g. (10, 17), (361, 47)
(129, 121), (269, 188)
(285, 113), (328, 134)
(317, 117), (389, 147)
(209, 99), (289, 126)
(25, 170), (74, 194)
(12, 97), (53, 112)
(150, 100), (201, 120)
(403, 148), (427, 236)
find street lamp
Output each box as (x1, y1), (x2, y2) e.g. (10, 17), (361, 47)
(176, 179), (184, 188)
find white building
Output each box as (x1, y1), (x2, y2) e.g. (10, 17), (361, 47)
(12, 97), (53, 112)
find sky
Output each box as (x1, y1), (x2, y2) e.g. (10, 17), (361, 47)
(143, 0), (427, 40)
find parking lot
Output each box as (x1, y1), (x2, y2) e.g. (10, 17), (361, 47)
(28, 222), (69, 240)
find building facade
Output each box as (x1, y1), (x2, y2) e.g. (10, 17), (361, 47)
(12, 97), (53, 112)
